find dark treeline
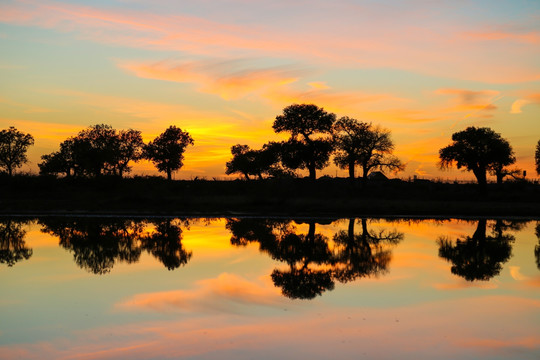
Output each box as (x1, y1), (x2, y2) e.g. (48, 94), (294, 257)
(2, 217), (535, 299)
(1, 103), (539, 186)
(1, 174), (539, 216)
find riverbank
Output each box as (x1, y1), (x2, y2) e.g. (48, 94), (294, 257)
(1, 175), (539, 218)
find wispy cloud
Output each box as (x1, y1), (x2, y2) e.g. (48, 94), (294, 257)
(1, 0), (539, 83)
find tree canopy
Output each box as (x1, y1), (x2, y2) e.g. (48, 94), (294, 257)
(273, 104), (336, 180)
(333, 117), (404, 180)
(144, 126), (194, 180)
(0, 126), (34, 176)
(39, 125), (144, 178)
(439, 127), (514, 188)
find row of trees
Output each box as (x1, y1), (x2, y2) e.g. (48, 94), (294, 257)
(37, 125), (193, 180)
(0, 125), (193, 180)
(1, 103), (540, 182)
(226, 104), (404, 181)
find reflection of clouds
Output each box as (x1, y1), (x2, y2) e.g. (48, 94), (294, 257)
(4, 296), (539, 360)
(118, 273), (289, 313)
(509, 266), (529, 281)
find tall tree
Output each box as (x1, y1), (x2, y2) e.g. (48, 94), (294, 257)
(0, 127), (34, 176)
(333, 117), (403, 180)
(115, 129), (144, 177)
(144, 126), (194, 180)
(225, 144), (256, 180)
(273, 104), (336, 180)
(439, 127), (514, 188)
(534, 140), (540, 175)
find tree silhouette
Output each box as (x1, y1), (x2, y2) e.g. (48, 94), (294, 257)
(141, 219), (192, 270)
(534, 140), (540, 175)
(438, 219), (514, 281)
(0, 219), (32, 266)
(0, 127), (34, 176)
(38, 139), (74, 177)
(332, 218), (403, 282)
(144, 126), (193, 180)
(439, 127), (515, 188)
(273, 104), (336, 180)
(333, 117), (404, 181)
(114, 129), (144, 177)
(39, 125), (144, 178)
(225, 144), (281, 180)
(40, 218), (144, 274)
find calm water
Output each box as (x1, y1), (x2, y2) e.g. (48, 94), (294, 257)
(1, 217), (539, 360)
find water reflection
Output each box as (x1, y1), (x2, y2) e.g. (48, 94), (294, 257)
(333, 218), (403, 283)
(437, 219), (516, 281)
(0, 218), (32, 267)
(141, 219), (192, 270)
(227, 218), (403, 299)
(39, 218), (192, 274)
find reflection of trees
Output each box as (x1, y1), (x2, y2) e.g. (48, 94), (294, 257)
(227, 218), (403, 299)
(0, 219), (32, 266)
(438, 219), (514, 281)
(333, 218), (403, 283)
(39, 218), (193, 274)
(40, 218), (144, 274)
(270, 222), (335, 299)
(141, 219), (192, 270)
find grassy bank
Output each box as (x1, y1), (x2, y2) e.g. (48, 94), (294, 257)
(1, 175), (539, 217)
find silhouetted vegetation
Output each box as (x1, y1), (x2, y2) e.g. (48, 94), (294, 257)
(39, 124), (144, 178)
(39, 217), (192, 274)
(225, 143), (286, 180)
(1, 174), (539, 216)
(437, 219), (515, 281)
(439, 127), (516, 188)
(0, 219), (32, 266)
(144, 126), (193, 181)
(0, 127), (34, 176)
(227, 217), (403, 299)
(333, 117), (404, 181)
(273, 104), (336, 180)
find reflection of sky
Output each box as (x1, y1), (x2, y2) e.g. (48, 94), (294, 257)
(0, 219), (539, 359)
(1, 0), (539, 180)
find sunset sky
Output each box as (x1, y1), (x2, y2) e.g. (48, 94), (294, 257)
(1, 0), (539, 180)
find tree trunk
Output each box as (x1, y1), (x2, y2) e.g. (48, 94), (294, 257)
(361, 165), (369, 184)
(496, 171), (503, 185)
(473, 168), (487, 191)
(348, 161), (355, 179)
(308, 165), (316, 180)
(167, 168), (172, 181)
(8, 166), (12, 177)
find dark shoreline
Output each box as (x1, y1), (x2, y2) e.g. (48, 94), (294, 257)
(1, 175), (539, 218)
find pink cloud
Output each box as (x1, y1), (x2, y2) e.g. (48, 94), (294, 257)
(1, 0), (538, 83)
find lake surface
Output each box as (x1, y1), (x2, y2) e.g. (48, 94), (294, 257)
(1, 217), (539, 360)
